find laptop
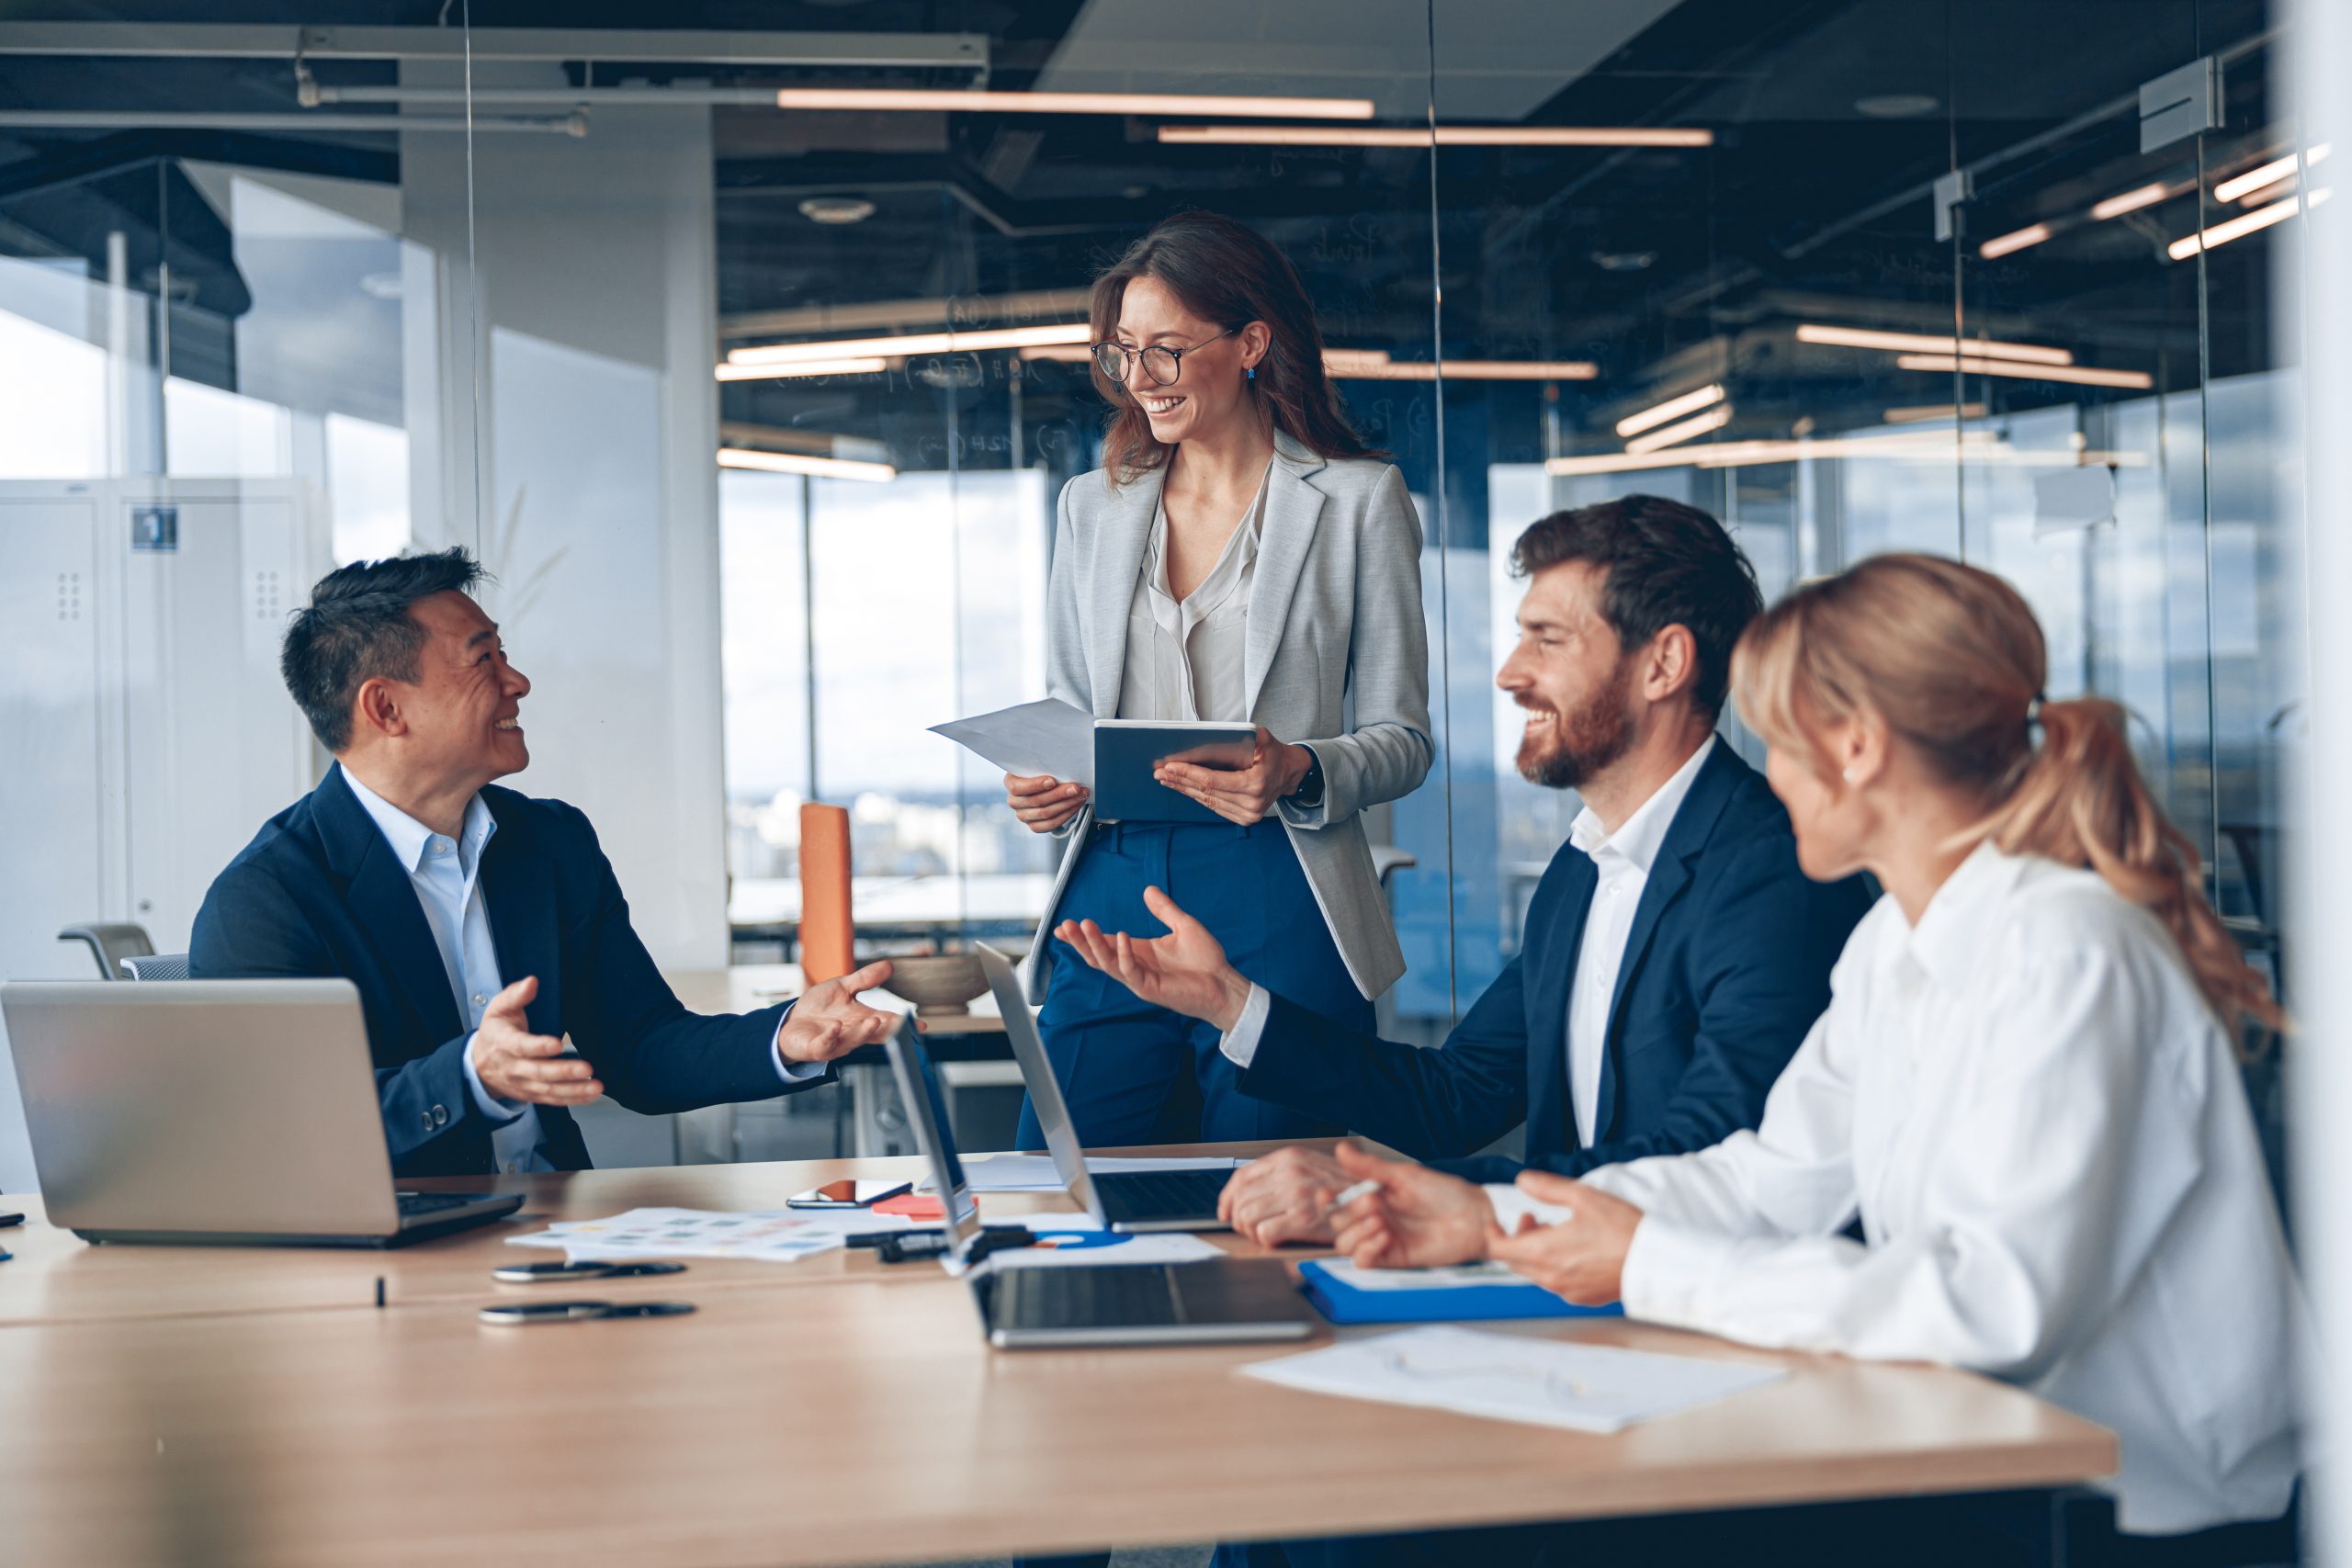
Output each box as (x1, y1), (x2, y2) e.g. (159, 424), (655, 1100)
(883, 1019), (1316, 1348)
(1, 979), (524, 1247)
(976, 942), (1234, 1233)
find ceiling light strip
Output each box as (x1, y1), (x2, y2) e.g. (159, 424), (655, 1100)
(716, 356), (892, 382)
(729, 321), (1091, 367)
(1795, 322), (2075, 366)
(1977, 222), (2052, 260)
(1623, 403), (1733, 455)
(1549, 434), (1974, 477)
(2090, 182), (2173, 220)
(2215, 153), (2305, 204)
(1891, 353), (2154, 389)
(1882, 402), (1987, 424)
(1327, 359), (1599, 381)
(2167, 193), (2303, 260)
(1614, 382), (1724, 437)
(718, 447), (897, 483)
(1158, 123), (1712, 148)
(775, 88), (1374, 120)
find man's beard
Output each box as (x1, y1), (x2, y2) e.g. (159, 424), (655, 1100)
(1515, 658), (1635, 790)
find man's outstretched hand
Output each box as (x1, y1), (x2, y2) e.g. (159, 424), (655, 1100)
(1056, 886), (1254, 1031)
(779, 960), (908, 1065)
(470, 976), (602, 1107)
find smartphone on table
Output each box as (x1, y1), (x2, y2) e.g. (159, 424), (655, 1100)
(785, 1179), (912, 1209)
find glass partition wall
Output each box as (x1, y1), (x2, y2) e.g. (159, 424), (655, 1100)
(0, 2), (2307, 1177)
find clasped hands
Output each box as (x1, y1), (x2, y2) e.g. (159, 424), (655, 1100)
(468, 962), (907, 1108)
(1223, 1142), (1644, 1307)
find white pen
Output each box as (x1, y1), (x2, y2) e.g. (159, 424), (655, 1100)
(1318, 1177), (1384, 1224)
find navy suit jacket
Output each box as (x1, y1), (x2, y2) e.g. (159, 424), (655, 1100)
(1236, 741), (1870, 1181)
(190, 764), (824, 1177)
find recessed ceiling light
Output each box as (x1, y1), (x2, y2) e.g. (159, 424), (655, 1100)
(1855, 94), (1939, 118)
(797, 197), (876, 225)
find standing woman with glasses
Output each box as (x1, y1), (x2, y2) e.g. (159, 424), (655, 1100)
(1002, 209), (1432, 1150)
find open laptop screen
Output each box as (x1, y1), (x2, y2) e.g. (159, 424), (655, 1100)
(881, 1017), (980, 1247)
(974, 942), (1100, 1215)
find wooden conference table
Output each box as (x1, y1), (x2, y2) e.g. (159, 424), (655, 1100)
(0, 1145), (2118, 1568)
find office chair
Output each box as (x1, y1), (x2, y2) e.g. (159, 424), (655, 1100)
(57, 923), (154, 981)
(121, 953), (190, 982)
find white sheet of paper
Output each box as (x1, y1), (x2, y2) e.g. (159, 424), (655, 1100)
(504, 1206), (918, 1264)
(921, 1154), (1242, 1193)
(1311, 1258), (1537, 1292)
(1240, 1325), (1786, 1434)
(929, 697), (1096, 786)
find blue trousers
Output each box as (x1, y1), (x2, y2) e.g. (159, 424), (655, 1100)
(1015, 818), (1370, 1151)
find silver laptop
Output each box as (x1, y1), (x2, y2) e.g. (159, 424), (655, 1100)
(883, 1018), (1315, 1348)
(977, 942), (1234, 1233)
(1, 979), (522, 1247)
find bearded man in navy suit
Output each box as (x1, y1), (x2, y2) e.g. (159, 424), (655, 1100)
(1055, 496), (1870, 1247)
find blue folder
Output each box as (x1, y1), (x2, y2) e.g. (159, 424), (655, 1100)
(1297, 1259), (1626, 1325)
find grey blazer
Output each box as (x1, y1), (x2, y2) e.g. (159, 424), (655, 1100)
(1026, 430), (1434, 1001)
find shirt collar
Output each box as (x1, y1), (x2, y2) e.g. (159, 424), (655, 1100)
(1568, 734), (1717, 872)
(339, 765), (495, 877)
(1886, 839), (2031, 992)
(1145, 462), (1270, 609)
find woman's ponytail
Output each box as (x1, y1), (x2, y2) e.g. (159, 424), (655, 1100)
(1732, 553), (2283, 1040)
(1984, 696), (2285, 1035)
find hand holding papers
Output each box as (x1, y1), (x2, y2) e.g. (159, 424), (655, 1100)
(1242, 1325), (1784, 1434)
(933, 698), (1096, 788)
(932, 699), (1261, 827)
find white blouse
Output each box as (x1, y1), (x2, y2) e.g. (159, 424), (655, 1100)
(1116, 464), (1272, 724)
(1498, 844), (2306, 1535)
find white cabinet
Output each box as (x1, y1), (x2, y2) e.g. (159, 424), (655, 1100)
(0, 479), (322, 976)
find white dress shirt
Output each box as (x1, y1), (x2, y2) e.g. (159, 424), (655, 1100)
(342, 770), (819, 1175)
(1559, 736), (1714, 1145)
(1116, 462), (1271, 725)
(1493, 844), (2306, 1535)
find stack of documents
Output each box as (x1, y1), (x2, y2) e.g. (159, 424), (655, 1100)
(507, 1206), (913, 1265)
(1242, 1325), (1786, 1434)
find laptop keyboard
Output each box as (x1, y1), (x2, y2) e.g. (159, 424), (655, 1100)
(995, 1264), (1187, 1332)
(1097, 1169), (1230, 1221)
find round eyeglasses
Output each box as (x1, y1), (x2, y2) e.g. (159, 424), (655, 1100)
(1091, 325), (1239, 388)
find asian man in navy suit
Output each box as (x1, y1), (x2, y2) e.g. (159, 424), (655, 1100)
(1057, 495), (1870, 1247)
(190, 548), (897, 1178)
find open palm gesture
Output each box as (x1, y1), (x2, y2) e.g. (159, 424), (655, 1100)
(1056, 886), (1255, 1031)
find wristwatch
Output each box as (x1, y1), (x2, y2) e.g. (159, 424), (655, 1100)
(1284, 746), (1326, 809)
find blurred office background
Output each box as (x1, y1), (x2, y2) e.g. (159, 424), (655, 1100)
(0, 1), (2316, 1188)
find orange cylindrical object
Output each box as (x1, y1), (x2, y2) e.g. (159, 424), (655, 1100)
(797, 803), (854, 984)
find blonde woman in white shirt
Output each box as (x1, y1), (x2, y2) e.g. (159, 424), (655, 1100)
(1327, 553), (2302, 1564)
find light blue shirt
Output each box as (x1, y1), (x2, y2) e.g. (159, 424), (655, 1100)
(340, 769), (820, 1175)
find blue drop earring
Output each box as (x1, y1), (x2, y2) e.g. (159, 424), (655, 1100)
(1245, 366), (1256, 381)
